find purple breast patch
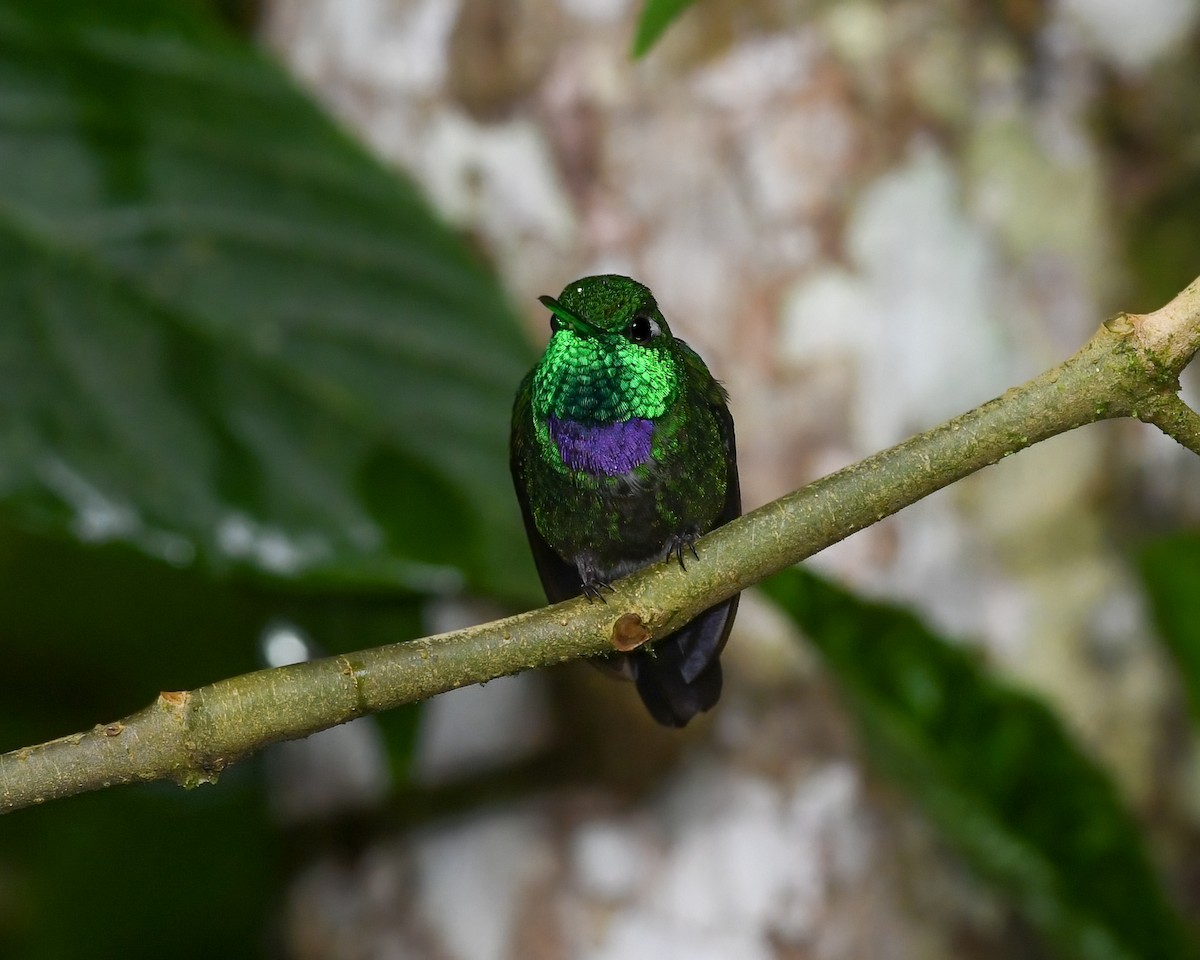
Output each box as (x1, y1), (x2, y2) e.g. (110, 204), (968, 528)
(548, 417), (655, 476)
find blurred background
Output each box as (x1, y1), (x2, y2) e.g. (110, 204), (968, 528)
(4, 0), (1200, 957)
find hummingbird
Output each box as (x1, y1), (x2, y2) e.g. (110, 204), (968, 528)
(510, 275), (740, 727)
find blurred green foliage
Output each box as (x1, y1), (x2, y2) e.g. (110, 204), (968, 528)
(1, 778), (278, 960)
(0, 529), (279, 959)
(0, 0), (536, 956)
(1140, 533), (1200, 722)
(632, 0), (699, 57)
(0, 0), (538, 601)
(762, 567), (1200, 960)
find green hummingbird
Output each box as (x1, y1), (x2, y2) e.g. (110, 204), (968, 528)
(510, 275), (740, 727)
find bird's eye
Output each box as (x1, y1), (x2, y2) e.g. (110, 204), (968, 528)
(549, 315), (562, 333)
(627, 315), (660, 344)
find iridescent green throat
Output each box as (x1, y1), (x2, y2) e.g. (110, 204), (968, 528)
(530, 330), (679, 425)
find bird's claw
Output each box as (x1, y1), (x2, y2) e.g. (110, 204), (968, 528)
(582, 579), (616, 603)
(667, 531), (701, 571)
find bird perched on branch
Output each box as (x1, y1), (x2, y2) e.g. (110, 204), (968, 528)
(510, 275), (740, 726)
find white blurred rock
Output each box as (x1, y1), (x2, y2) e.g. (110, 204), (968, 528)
(416, 810), (552, 960)
(782, 143), (1010, 454)
(570, 820), (651, 902)
(1060, 0), (1198, 72)
(559, 0), (633, 25)
(585, 910), (774, 960)
(414, 599), (554, 785)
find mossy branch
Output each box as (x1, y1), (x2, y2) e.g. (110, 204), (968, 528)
(3, 277), (1200, 815)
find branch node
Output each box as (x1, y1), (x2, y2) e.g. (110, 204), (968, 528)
(336, 654), (369, 716)
(157, 690), (190, 713)
(611, 613), (651, 652)
(1104, 312), (1136, 336)
(176, 766), (222, 790)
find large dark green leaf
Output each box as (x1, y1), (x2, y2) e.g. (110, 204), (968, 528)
(1140, 532), (1200, 720)
(0, 775), (277, 960)
(0, 525), (421, 959)
(762, 567), (1199, 960)
(0, 0), (539, 602)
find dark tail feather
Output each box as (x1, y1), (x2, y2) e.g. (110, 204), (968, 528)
(628, 595), (734, 726)
(676, 595), (739, 683)
(633, 646), (723, 728)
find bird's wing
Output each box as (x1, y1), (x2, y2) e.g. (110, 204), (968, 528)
(713, 386), (741, 527)
(673, 388), (741, 685)
(675, 340), (742, 524)
(510, 375), (583, 604)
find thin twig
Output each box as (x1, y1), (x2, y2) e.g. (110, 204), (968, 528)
(1138, 392), (1200, 457)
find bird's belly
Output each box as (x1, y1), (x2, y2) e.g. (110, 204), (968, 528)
(528, 450), (725, 577)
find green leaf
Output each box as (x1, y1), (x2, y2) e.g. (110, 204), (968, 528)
(1139, 532), (1200, 721)
(0, 532), (421, 959)
(0, 524), (424, 783)
(0, 777), (277, 960)
(0, 0), (540, 602)
(761, 567), (1199, 960)
(631, 0), (700, 58)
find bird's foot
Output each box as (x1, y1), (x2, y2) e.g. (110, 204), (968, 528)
(581, 578), (616, 603)
(576, 557), (616, 603)
(665, 530), (702, 571)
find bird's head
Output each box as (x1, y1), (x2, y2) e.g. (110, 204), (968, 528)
(532, 275), (680, 424)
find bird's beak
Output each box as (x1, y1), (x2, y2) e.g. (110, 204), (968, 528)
(539, 295), (602, 337)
